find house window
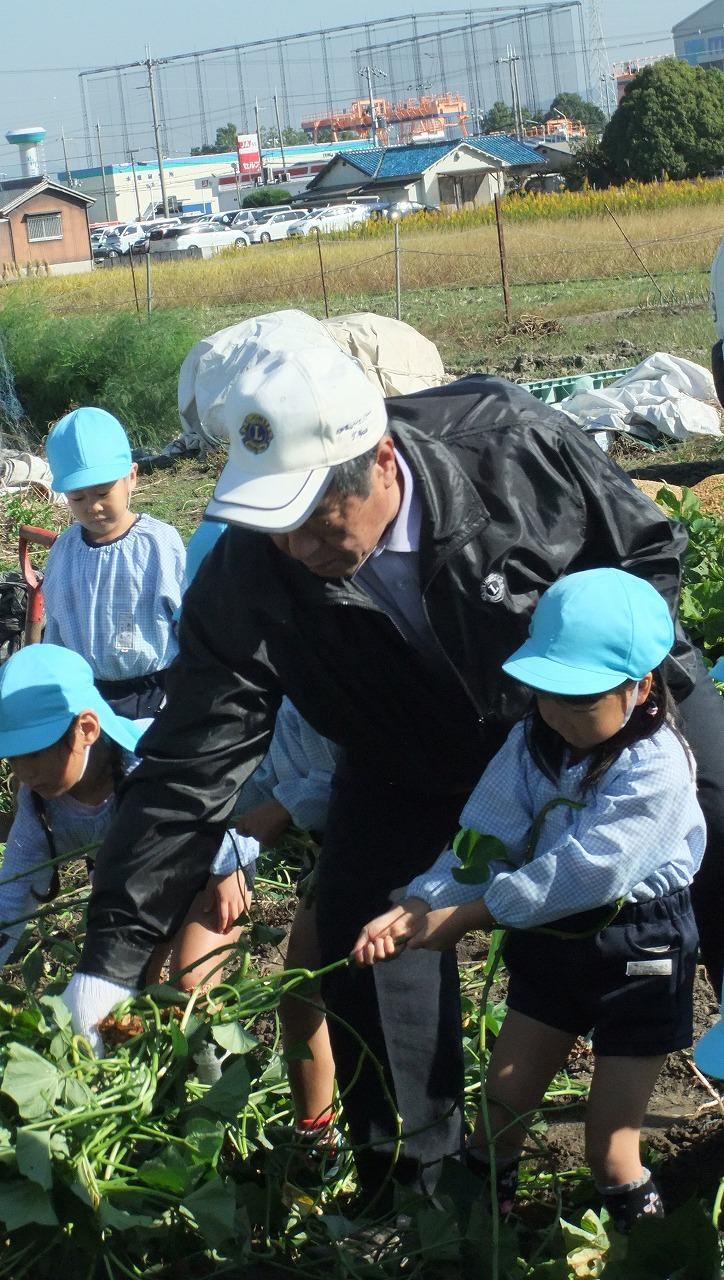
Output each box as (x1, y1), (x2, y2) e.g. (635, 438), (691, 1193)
(26, 212), (63, 242)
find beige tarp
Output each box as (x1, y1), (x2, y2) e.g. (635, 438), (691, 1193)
(177, 309), (446, 451)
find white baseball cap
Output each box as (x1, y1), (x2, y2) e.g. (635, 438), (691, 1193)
(200, 312), (388, 531)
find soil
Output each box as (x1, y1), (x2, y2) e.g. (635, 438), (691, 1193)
(257, 894), (724, 1219)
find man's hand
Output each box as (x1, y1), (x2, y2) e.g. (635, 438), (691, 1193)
(236, 798), (291, 848)
(200, 871), (253, 935)
(352, 896), (431, 966)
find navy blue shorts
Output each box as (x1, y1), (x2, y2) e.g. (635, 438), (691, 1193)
(502, 887), (699, 1057)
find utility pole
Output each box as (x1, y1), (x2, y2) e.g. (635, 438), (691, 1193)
(254, 98), (264, 185)
(95, 121), (111, 221)
(142, 47), (169, 217)
(128, 149), (143, 219)
(273, 91), (287, 181)
(60, 127), (71, 185)
(231, 161), (241, 208)
(496, 46), (523, 140)
(359, 65), (387, 147)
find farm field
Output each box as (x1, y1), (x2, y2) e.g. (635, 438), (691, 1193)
(0, 180), (722, 1275)
(0, 456), (721, 1278)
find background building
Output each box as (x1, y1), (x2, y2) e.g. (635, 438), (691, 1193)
(0, 177), (94, 275)
(673, 0), (724, 70)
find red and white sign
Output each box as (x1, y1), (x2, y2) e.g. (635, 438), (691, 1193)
(236, 133), (262, 177)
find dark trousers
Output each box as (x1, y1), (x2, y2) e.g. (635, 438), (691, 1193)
(316, 771), (466, 1196)
(676, 653), (724, 993)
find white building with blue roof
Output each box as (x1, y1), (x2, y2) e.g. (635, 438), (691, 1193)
(304, 136), (547, 210)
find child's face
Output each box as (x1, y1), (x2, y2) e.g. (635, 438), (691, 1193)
(536, 675), (652, 752)
(8, 712), (100, 799)
(66, 465), (138, 542)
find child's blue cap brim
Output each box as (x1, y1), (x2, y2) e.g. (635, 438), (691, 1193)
(502, 653), (631, 695)
(693, 1021), (724, 1080)
(0, 646), (143, 758)
(51, 458), (131, 495)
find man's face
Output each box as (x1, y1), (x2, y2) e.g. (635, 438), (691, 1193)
(270, 438), (400, 578)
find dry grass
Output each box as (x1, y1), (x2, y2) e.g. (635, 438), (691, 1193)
(2, 203), (720, 317)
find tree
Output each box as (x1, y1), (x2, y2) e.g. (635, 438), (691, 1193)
(480, 101), (516, 133)
(546, 92), (606, 135)
(242, 186), (292, 208)
(258, 126), (309, 148)
(315, 127), (358, 143)
(191, 122), (240, 155)
(599, 58), (724, 182)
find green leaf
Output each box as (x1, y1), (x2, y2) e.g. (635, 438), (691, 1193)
(284, 1040), (314, 1062)
(415, 1205), (461, 1260)
(16, 1129), (53, 1190)
(451, 828), (509, 885)
(169, 1019), (189, 1060)
(137, 1146), (192, 1194)
(98, 1200), (156, 1231)
(39, 995), (72, 1030)
(180, 1177), (236, 1248)
(211, 1022), (258, 1055)
(183, 1117), (225, 1169)
(196, 1058), (251, 1120)
(251, 922), (286, 945)
(1, 1043), (60, 1119)
(0, 1178), (58, 1229)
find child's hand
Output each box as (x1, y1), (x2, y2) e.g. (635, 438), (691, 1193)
(201, 871), (252, 935)
(236, 799), (291, 848)
(352, 896), (430, 966)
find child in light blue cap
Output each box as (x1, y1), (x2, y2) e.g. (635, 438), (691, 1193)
(0, 645), (255, 1053)
(354, 568), (706, 1232)
(42, 407), (185, 719)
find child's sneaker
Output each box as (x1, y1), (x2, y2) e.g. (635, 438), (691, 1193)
(282, 1117), (345, 1207)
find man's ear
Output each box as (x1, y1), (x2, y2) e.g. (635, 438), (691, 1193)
(376, 436), (397, 488)
(74, 710), (102, 747)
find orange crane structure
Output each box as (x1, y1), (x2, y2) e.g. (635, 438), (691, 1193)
(301, 92), (468, 147)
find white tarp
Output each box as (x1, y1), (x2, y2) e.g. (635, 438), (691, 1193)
(557, 352), (722, 449)
(177, 309), (446, 452)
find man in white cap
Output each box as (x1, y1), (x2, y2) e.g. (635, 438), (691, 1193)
(66, 310), (724, 1205)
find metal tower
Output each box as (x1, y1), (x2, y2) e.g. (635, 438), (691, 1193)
(585, 0), (614, 116)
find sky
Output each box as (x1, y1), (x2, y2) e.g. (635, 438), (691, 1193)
(0, 0), (703, 179)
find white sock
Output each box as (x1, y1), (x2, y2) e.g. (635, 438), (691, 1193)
(63, 971), (137, 1056)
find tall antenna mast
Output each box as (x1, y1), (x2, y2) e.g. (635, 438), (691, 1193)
(585, 0), (613, 116)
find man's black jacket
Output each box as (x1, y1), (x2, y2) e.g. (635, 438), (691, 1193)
(82, 375), (694, 983)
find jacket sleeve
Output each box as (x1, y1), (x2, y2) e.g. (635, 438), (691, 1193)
(80, 534), (282, 986)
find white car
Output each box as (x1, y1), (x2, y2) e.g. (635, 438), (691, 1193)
(287, 205), (369, 237)
(246, 209), (309, 244)
(150, 223), (250, 258)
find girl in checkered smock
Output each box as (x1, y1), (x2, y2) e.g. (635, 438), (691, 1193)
(41, 407), (185, 719)
(354, 569), (706, 1234)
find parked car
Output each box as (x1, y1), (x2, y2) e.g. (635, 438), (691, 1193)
(287, 205), (369, 237)
(370, 200), (440, 220)
(149, 223), (251, 257)
(246, 209), (309, 244)
(100, 222), (149, 257)
(231, 210), (263, 230)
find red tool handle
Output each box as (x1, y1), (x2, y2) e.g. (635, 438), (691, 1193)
(18, 524), (58, 645)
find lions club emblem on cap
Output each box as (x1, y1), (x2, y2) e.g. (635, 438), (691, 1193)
(240, 413), (273, 454)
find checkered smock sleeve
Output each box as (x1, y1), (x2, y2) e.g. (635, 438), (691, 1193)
(237, 696), (340, 834)
(407, 722), (705, 929)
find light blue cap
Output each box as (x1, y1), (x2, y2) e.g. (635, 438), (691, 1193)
(46, 407), (132, 493)
(0, 645), (143, 758)
(502, 569), (674, 695)
(693, 981), (724, 1080)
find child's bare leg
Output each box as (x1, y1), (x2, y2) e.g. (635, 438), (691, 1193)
(472, 1009), (578, 1158)
(281, 898), (336, 1125)
(150, 890), (244, 992)
(585, 1054), (665, 1186)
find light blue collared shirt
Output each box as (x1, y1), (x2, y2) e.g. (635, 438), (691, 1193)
(407, 720), (706, 928)
(354, 450), (438, 653)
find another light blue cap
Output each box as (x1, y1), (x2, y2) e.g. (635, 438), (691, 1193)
(0, 645), (143, 758)
(46, 407), (132, 493)
(502, 569), (674, 695)
(693, 981), (724, 1080)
